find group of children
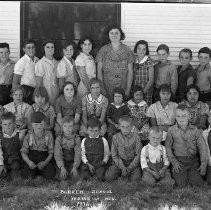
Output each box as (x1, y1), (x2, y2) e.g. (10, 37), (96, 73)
(0, 38), (211, 188)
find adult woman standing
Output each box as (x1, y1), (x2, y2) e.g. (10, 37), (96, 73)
(96, 26), (134, 101)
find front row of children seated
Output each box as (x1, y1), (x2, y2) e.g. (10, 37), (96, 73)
(0, 103), (211, 188)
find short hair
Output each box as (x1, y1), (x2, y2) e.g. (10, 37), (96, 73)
(62, 116), (75, 125)
(61, 82), (77, 96)
(1, 112), (16, 123)
(176, 103), (189, 112)
(23, 39), (36, 48)
(87, 117), (101, 129)
(62, 41), (77, 50)
(156, 44), (169, 54)
(78, 36), (94, 50)
(33, 87), (49, 103)
(31, 111), (46, 123)
(179, 48), (192, 58)
(62, 41), (77, 58)
(106, 25), (125, 41)
(112, 87), (126, 102)
(131, 85), (144, 98)
(119, 115), (133, 124)
(89, 78), (102, 89)
(185, 84), (200, 100)
(198, 47), (211, 58)
(149, 126), (162, 136)
(134, 40), (149, 55)
(0, 42), (10, 50)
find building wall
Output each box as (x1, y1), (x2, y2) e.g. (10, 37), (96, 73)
(121, 3), (211, 66)
(0, 1), (20, 61)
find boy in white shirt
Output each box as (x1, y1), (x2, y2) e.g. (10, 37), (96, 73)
(141, 126), (174, 186)
(13, 39), (39, 105)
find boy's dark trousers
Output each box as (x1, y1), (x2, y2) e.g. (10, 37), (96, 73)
(199, 91), (211, 105)
(1, 133), (22, 179)
(21, 150), (56, 179)
(22, 85), (35, 105)
(105, 159), (141, 182)
(172, 156), (203, 187)
(81, 150), (105, 181)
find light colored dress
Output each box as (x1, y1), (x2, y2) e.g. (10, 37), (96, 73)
(75, 52), (96, 98)
(35, 56), (59, 106)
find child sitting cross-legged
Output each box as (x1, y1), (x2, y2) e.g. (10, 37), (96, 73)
(81, 117), (110, 181)
(54, 116), (81, 181)
(0, 112), (25, 180)
(105, 115), (142, 182)
(21, 111), (56, 179)
(165, 104), (207, 187)
(141, 126), (174, 186)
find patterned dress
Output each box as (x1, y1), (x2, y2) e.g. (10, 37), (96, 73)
(80, 93), (108, 136)
(134, 56), (154, 105)
(96, 43), (134, 101)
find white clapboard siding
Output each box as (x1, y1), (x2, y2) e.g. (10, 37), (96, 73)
(0, 1), (20, 61)
(121, 3), (211, 67)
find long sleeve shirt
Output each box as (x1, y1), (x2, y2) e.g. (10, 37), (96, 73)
(165, 124), (208, 170)
(81, 136), (110, 164)
(54, 134), (81, 169)
(154, 60), (178, 94)
(111, 132), (142, 171)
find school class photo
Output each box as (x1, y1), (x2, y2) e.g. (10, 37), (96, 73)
(0, 1), (211, 209)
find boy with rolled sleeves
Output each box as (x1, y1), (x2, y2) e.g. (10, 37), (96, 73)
(54, 116), (81, 181)
(0, 112), (25, 180)
(81, 117), (110, 181)
(21, 111), (56, 179)
(141, 126), (174, 186)
(0, 43), (15, 105)
(165, 104), (207, 187)
(195, 47), (211, 104)
(105, 115), (142, 182)
(13, 39), (39, 105)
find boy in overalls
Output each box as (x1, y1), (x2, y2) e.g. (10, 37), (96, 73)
(0, 112), (24, 180)
(141, 126), (174, 186)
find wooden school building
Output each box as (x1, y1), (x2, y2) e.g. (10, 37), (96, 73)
(0, 1), (211, 66)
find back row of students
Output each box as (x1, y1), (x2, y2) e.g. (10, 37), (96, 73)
(0, 38), (211, 107)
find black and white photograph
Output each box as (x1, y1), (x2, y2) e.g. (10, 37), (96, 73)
(0, 1), (211, 209)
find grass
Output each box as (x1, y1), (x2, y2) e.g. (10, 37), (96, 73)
(0, 177), (210, 210)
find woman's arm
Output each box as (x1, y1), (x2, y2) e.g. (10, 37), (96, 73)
(144, 66), (154, 94)
(126, 63), (133, 97)
(76, 66), (90, 89)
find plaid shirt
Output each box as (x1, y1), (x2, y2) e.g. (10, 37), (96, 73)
(134, 56), (154, 88)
